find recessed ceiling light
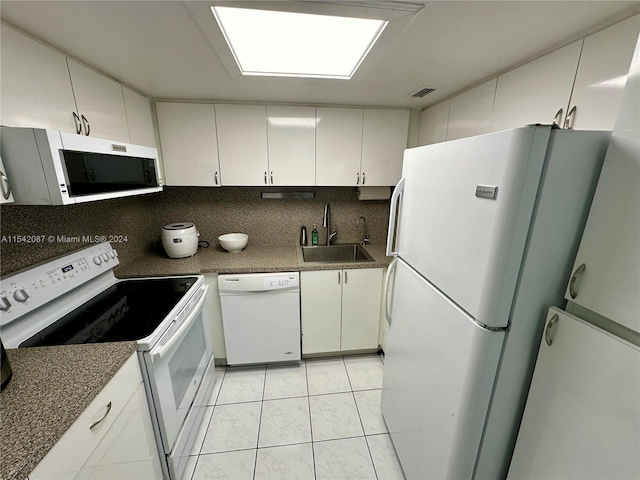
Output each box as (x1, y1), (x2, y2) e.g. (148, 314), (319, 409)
(211, 6), (388, 79)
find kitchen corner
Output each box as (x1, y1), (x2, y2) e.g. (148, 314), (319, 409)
(0, 342), (137, 480)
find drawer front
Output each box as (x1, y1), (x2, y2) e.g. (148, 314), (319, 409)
(30, 354), (142, 479)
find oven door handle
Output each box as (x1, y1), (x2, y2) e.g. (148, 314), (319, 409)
(151, 284), (209, 362)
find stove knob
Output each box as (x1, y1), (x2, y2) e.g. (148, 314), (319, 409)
(101, 253), (110, 262)
(108, 250), (116, 259)
(93, 256), (103, 266)
(13, 288), (29, 302)
(0, 297), (11, 311)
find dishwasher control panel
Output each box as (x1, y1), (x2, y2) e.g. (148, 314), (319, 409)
(218, 272), (299, 294)
(264, 275), (298, 290)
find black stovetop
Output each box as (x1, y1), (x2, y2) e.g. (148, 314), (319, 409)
(20, 277), (198, 347)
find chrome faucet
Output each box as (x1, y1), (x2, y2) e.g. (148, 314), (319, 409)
(356, 216), (370, 247)
(323, 203), (338, 246)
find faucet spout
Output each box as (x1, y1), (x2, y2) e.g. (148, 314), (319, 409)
(323, 203), (337, 246)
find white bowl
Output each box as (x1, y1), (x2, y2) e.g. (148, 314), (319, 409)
(218, 233), (248, 253)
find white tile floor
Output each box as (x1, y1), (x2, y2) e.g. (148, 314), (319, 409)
(182, 354), (406, 480)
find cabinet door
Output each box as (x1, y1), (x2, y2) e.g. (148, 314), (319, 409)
(418, 101), (450, 146)
(156, 102), (220, 186)
(76, 384), (163, 479)
(301, 270), (342, 354)
(316, 107), (363, 186)
(216, 104), (268, 186)
(266, 106), (316, 186)
(447, 79), (497, 141)
(0, 25), (77, 133)
(341, 268), (383, 351)
(508, 309), (640, 480)
(30, 355), (142, 480)
(490, 41), (582, 131)
(564, 41), (640, 332)
(361, 109), (410, 186)
(567, 15), (640, 130)
(123, 88), (156, 147)
(67, 59), (130, 143)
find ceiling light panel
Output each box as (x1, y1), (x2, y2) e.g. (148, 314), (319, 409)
(211, 6), (387, 79)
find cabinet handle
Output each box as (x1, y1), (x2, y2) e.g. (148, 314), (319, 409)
(552, 108), (563, 127)
(362, 172), (366, 185)
(563, 106), (577, 130)
(569, 263), (586, 299)
(89, 401), (112, 430)
(344, 271), (348, 284)
(544, 314), (559, 346)
(338, 271), (341, 284)
(81, 114), (90, 136)
(264, 171), (268, 185)
(0, 171), (11, 200)
(72, 112), (82, 135)
(356, 173), (360, 185)
(215, 172), (219, 185)
(270, 171), (274, 185)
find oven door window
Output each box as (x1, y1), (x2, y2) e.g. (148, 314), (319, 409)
(63, 150), (158, 197)
(169, 319), (206, 408)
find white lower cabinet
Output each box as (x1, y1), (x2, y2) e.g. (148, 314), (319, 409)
(29, 354), (162, 480)
(301, 268), (383, 354)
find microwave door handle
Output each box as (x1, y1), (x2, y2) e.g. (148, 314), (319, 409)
(150, 285), (209, 362)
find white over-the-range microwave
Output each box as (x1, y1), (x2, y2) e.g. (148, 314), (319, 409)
(0, 127), (162, 205)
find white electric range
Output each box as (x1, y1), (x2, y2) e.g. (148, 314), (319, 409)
(0, 242), (215, 480)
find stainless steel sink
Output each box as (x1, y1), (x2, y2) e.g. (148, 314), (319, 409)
(298, 244), (374, 263)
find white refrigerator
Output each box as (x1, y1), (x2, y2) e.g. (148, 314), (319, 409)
(381, 125), (611, 479)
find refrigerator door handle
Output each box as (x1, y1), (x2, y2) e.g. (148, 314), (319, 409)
(386, 177), (406, 256)
(383, 257), (398, 324)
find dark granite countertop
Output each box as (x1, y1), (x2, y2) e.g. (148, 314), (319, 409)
(115, 243), (393, 277)
(0, 342), (138, 480)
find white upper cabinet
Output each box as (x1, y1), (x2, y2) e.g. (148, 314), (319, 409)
(361, 109), (410, 186)
(266, 106), (316, 186)
(316, 108), (409, 186)
(216, 104), (269, 186)
(446, 79), (497, 141)
(123, 88), (156, 148)
(566, 15), (640, 130)
(316, 107), (364, 186)
(156, 102), (220, 187)
(490, 40), (583, 131)
(0, 25), (77, 133)
(418, 100), (450, 146)
(67, 59), (130, 143)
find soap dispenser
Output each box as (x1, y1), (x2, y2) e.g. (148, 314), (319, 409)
(311, 224), (318, 245)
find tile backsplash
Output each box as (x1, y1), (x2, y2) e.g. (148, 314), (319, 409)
(0, 187), (390, 276)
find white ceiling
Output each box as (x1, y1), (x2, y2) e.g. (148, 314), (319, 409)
(1, 1), (638, 109)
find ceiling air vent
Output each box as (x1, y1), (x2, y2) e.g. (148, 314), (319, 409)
(409, 86), (436, 98)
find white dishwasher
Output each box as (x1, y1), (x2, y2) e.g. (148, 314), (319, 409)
(218, 272), (301, 365)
